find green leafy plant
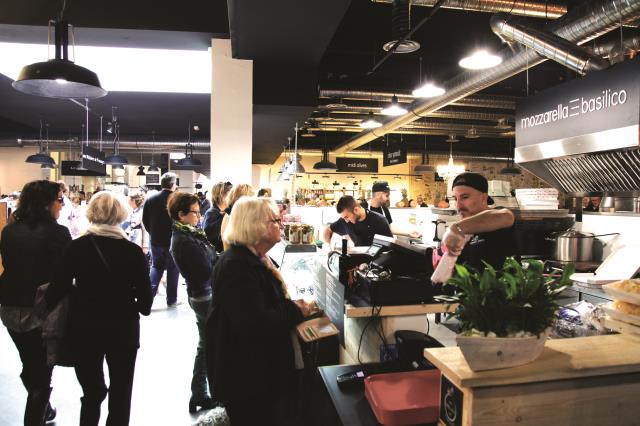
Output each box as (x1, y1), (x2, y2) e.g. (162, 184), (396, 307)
(435, 258), (574, 337)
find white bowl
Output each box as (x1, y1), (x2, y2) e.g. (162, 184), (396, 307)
(456, 329), (550, 372)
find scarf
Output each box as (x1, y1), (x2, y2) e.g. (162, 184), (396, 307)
(173, 221), (212, 246)
(87, 223), (128, 239)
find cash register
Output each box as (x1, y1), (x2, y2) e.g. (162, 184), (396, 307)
(348, 235), (437, 306)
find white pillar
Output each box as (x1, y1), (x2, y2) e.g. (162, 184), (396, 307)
(210, 39), (253, 184)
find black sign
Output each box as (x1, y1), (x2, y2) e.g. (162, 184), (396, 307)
(383, 141), (407, 166)
(80, 145), (107, 175)
(336, 157), (378, 173)
(324, 271), (345, 346)
(60, 160), (107, 177)
(440, 375), (463, 426)
(145, 174), (160, 185)
(516, 58), (640, 147)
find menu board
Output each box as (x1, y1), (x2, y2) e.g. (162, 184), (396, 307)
(383, 140), (407, 166)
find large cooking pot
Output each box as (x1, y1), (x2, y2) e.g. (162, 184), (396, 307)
(548, 230), (619, 262)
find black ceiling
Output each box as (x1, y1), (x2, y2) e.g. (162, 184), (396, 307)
(0, 0), (637, 168)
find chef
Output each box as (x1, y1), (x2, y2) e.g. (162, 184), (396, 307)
(443, 172), (517, 271)
(323, 195), (392, 247)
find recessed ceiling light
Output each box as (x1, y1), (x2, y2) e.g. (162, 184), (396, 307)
(459, 50), (502, 70)
(0, 42), (211, 93)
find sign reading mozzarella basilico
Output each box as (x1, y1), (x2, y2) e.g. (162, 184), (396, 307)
(515, 58), (640, 148)
(336, 157), (378, 173)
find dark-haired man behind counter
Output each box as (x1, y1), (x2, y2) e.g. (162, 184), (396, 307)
(323, 195), (392, 247)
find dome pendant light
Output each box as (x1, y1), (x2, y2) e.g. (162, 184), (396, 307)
(26, 120), (56, 167)
(360, 111), (382, 129)
(176, 121), (202, 169)
(381, 95), (408, 116)
(414, 134), (434, 173)
(313, 149), (337, 170)
(500, 140), (522, 175)
(13, 20), (107, 99)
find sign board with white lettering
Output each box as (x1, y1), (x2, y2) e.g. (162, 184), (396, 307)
(336, 157), (378, 173)
(383, 141), (407, 166)
(80, 145), (107, 175)
(516, 58), (640, 147)
(61, 160), (107, 176)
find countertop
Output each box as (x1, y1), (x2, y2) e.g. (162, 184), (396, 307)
(424, 333), (640, 389)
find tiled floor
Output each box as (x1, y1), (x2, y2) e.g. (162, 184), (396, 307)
(0, 284), (209, 426)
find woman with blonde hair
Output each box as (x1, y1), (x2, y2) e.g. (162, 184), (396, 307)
(202, 181), (232, 252)
(219, 183), (254, 251)
(46, 191), (152, 426)
(205, 197), (312, 425)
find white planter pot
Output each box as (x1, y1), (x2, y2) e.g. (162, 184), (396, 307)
(456, 329), (550, 372)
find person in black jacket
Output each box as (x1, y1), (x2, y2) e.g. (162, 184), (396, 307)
(0, 180), (71, 425)
(142, 172), (181, 306)
(205, 197), (313, 426)
(167, 192), (218, 413)
(202, 181), (232, 252)
(46, 191), (152, 426)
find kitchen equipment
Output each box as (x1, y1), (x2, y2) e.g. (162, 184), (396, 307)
(613, 197), (640, 212)
(549, 230), (619, 262)
(600, 197), (615, 212)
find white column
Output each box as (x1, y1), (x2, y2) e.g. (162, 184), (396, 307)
(210, 39), (253, 184)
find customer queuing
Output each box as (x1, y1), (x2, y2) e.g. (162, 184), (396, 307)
(203, 181), (232, 253)
(0, 180), (71, 425)
(219, 183), (254, 251)
(46, 191), (152, 426)
(167, 192), (219, 413)
(206, 197), (313, 426)
(142, 172), (181, 307)
(124, 190), (149, 256)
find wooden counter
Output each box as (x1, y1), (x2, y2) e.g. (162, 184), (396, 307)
(424, 334), (640, 425)
(345, 302), (456, 318)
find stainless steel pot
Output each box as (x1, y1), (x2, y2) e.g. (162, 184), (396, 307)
(549, 230), (619, 262)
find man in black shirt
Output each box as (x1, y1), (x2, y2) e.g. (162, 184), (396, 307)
(323, 195), (392, 247)
(443, 172), (517, 272)
(369, 181), (393, 224)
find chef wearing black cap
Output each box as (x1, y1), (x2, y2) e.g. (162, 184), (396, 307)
(443, 172), (517, 272)
(369, 181), (421, 239)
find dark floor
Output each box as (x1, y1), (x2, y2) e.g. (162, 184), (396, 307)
(0, 283), (207, 426)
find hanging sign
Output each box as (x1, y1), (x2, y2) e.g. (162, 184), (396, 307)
(60, 160), (107, 176)
(516, 57), (640, 148)
(336, 157), (378, 173)
(79, 145), (107, 175)
(383, 141), (407, 166)
(145, 174), (160, 185)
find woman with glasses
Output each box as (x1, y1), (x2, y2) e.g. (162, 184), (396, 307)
(0, 180), (71, 425)
(167, 192), (218, 413)
(205, 197), (313, 425)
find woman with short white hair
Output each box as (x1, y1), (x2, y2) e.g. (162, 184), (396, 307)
(205, 197), (312, 426)
(46, 191), (152, 426)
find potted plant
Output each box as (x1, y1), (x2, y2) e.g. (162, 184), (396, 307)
(436, 258), (573, 371)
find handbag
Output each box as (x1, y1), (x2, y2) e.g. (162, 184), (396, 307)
(35, 284), (75, 367)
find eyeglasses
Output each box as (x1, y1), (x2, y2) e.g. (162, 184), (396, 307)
(55, 197), (65, 204)
(269, 218), (282, 224)
(188, 210), (201, 216)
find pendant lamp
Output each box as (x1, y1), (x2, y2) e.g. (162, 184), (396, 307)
(176, 122), (201, 168)
(414, 134), (434, 173)
(13, 20), (107, 99)
(500, 140), (522, 175)
(26, 120), (56, 167)
(105, 108), (128, 165)
(136, 166), (146, 176)
(313, 149), (336, 171)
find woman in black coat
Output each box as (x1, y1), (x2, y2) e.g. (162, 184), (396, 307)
(46, 191), (152, 426)
(205, 197), (313, 426)
(0, 180), (71, 425)
(202, 181), (232, 252)
(167, 192), (218, 413)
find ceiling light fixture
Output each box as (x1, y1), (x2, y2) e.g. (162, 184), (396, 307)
(436, 138), (465, 179)
(104, 107), (128, 165)
(495, 117), (512, 130)
(12, 18), (107, 99)
(466, 126), (480, 139)
(176, 121), (202, 168)
(360, 111), (383, 129)
(412, 82), (446, 98)
(136, 165), (146, 176)
(500, 140), (522, 175)
(26, 120), (56, 167)
(147, 132), (160, 172)
(445, 133), (459, 143)
(414, 132), (435, 173)
(313, 149), (337, 171)
(459, 50), (503, 70)
(381, 95), (408, 116)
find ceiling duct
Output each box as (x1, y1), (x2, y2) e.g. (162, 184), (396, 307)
(490, 13), (610, 75)
(383, 0), (420, 53)
(331, 0), (640, 155)
(372, 0), (567, 19)
(591, 34), (640, 63)
(319, 90), (517, 109)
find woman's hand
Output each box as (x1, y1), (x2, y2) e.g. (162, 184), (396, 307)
(294, 299), (315, 317)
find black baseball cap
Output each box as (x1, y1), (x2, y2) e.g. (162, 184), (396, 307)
(452, 172), (494, 205)
(372, 181), (391, 193)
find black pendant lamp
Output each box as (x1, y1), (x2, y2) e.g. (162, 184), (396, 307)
(500, 140), (522, 176)
(176, 122), (201, 168)
(13, 20), (107, 99)
(414, 134), (434, 173)
(105, 109), (128, 165)
(136, 166), (146, 176)
(26, 120), (56, 167)
(313, 149), (337, 171)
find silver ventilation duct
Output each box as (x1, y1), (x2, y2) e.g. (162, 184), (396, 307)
(371, 0), (567, 19)
(331, 0), (640, 155)
(10, 139), (211, 153)
(319, 90), (517, 109)
(490, 13), (610, 75)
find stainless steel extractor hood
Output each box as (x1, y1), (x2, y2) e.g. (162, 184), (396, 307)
(515, 57), (640, 197)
